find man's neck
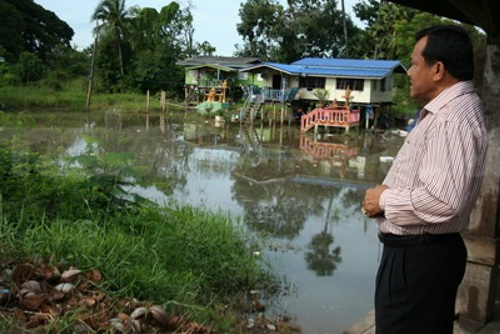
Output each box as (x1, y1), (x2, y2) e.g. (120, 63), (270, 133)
(425, 77), (461, 104)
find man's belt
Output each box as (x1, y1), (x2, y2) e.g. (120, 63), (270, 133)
(378, 232), (461, 247)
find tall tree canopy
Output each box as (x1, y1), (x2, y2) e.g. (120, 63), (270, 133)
(236, 0), (360, 63)
(89, 1), (206, 93)
(0, 0), (73, 62)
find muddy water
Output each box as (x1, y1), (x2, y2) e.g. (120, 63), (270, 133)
(2, 111), (404, 334)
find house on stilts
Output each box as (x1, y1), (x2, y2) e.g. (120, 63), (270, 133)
(178, 56), (406, 131)
(238, 58), (406, 131)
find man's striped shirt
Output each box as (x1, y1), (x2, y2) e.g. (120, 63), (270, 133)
(378, 81), (488, 235)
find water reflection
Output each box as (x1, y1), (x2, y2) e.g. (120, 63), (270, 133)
(1, 111), (405, 334)
(305, 231), (342, 277)
(305, 196), (343, 277)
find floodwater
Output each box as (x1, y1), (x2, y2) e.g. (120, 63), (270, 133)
(1, 110), (405, 334)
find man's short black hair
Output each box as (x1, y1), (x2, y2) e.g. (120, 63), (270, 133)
(416, 25), (474, 81)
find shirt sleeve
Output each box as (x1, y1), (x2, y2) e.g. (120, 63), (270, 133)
(379, 189), (388, 211)
(383, 119), (478, 225)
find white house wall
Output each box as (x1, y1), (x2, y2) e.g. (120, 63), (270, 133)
(250, 71), (397, 105)
(290, 75), (395, 105)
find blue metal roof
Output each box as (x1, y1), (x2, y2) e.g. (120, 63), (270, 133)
(293, 57), (403, 70)
(241, 58), (406, 79)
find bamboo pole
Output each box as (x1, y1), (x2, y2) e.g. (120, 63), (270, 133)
(146, 90), (150, 111)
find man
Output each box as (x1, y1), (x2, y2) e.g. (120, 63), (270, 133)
(363, 25), (488, 334)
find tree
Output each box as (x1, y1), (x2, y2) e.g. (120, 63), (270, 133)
(353, 0), (380, 26)
(195, 41), (216, 56)
(15, 51), (44, 85)
(0, 0), (74, 62)
(236, 0), (283, 60)
(236, 0), (361, 62)
(92, 0), (132, 76)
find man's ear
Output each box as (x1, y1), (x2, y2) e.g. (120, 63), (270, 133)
(433, 61), (445, 81)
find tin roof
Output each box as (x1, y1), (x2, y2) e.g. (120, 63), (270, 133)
(185, 64), (235, 72)
(241, 57), (406, 79)
(177, 56), (261, 69)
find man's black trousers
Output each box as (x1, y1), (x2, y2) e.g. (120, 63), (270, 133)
(375, 233), (467, 334)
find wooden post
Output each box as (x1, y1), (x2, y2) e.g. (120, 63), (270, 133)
(280, 104), (284, 126)
(273, 103), (276, 125)
(159, 112), (165, 134)
(279, 124), (284, 145)
(287, 106), (291, 126)
(146, 90), (150, 111)
(161, 91), (166, 113)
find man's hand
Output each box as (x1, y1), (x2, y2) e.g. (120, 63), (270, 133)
(363, 185), (389, 218)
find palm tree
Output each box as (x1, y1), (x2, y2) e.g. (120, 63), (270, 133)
(92, 0), (131, 76)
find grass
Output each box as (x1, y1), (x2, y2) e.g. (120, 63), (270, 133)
(0, 135), (279, 332)
(0, 81), (187, 113)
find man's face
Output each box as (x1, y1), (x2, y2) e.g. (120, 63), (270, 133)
(408, 36), (436, 104)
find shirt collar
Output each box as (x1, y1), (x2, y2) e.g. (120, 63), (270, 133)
(423, 80), (475, 115)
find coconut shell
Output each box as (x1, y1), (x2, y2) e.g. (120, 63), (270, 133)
(60, 269), (82, 283)
(20, 294), (45, 311)
(130, 306), (148, 320)
(12, 264), (35, 282)
(54, 283), (74, 293)
(149, 305), (169, 327)
(21, 280), (42, 293)
(88, 269), (102, 283)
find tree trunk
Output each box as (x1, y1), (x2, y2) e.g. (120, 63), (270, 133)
(341, 0), (349, 56)
(86, 29), (99, 109)
(116, 30), (124, 76)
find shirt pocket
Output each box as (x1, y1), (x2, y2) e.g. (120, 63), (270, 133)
(392, 129), (423, 185)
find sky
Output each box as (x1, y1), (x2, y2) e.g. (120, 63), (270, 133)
(34, 0), (359, 56)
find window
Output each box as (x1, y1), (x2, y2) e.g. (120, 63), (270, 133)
(372, 80), (378, 91)
(336, 78), (364, 91)
(299, 77), (326, 90)
(381, 78), (386, 92)
(238, 72), (248, 80)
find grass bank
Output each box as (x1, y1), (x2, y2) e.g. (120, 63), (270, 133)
(0, 132), (280, 332)
(0, 81), (188, 113)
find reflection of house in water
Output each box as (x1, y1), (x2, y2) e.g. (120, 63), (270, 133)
(300, 135), (357, 160)
(299, 135), (367, 180)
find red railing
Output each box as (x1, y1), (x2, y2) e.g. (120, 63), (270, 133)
(300, 107), (361, 133)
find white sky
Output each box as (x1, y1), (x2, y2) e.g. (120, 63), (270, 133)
(34, 0), (360, 56)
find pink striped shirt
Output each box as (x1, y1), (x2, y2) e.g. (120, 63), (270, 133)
(378, 81), (488, 235)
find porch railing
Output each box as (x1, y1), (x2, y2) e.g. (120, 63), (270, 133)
(301, 107), (361, 133)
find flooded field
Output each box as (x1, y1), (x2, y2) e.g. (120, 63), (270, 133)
(1, 110), (404, 334)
